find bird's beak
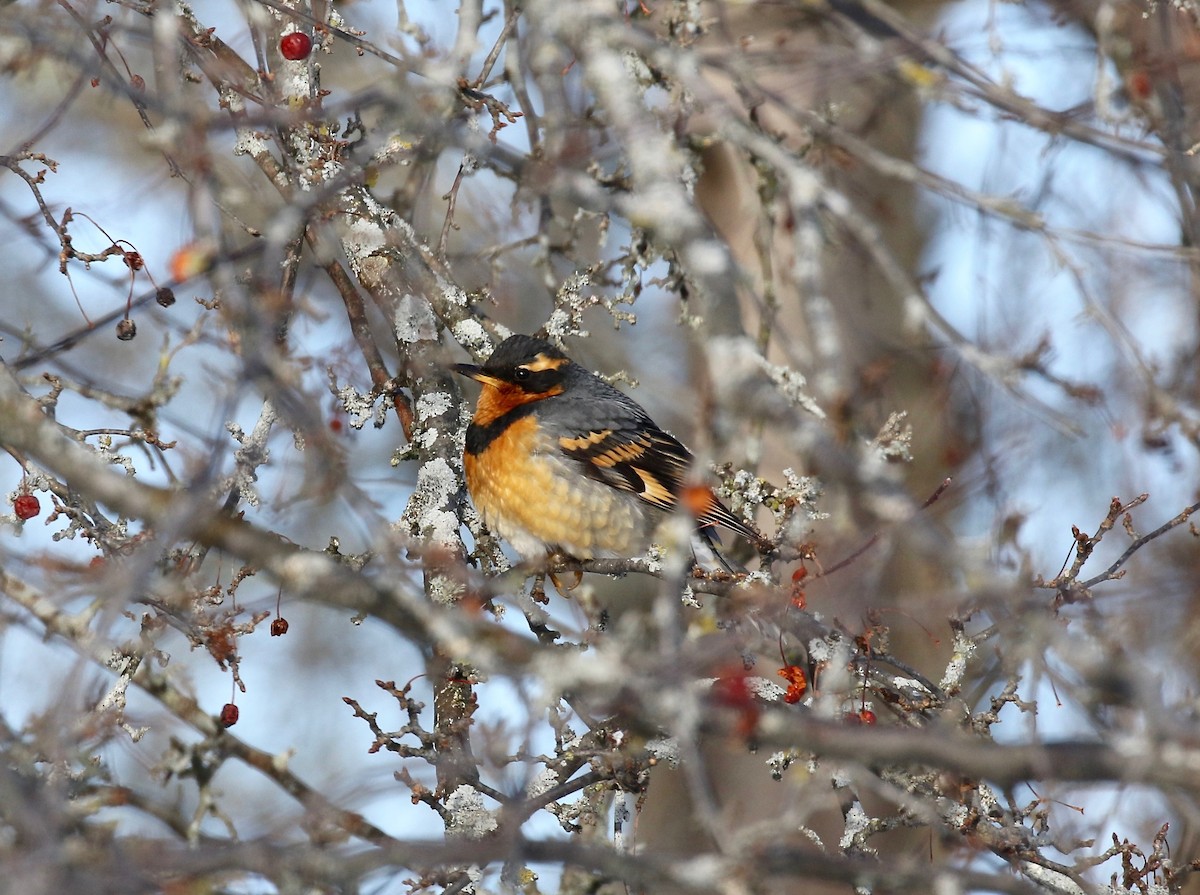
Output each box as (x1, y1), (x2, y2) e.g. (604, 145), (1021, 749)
(454, 362), (482, 380)
(455, 363), (500, 386)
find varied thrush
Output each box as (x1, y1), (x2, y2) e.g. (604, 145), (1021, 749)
(456, 334), (770, 562)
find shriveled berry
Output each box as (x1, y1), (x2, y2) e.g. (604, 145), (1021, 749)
(270, 616), (289, 636)
(219, 703), (239, 727)
(13, 494), (40, 520)
(156, 287), (176, 307)
(777, 665), (807, 704)
(116, 318), (137, 341)
(280, 32), (312, 61)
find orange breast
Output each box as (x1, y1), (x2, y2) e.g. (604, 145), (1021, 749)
(464, 416), (653, 559)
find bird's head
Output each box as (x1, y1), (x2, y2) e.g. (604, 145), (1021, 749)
(455, 335), (570, 423)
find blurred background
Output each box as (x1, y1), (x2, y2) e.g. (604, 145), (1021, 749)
(2, 0), (1199, 891)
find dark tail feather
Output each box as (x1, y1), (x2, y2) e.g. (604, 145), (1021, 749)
(697, 494), (773, 556)
(697, 525), (745, 574)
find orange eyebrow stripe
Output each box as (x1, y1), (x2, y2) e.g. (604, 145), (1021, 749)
(521, 353), (569, 373)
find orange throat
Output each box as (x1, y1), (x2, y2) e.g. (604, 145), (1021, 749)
(471, 381), (562, 426)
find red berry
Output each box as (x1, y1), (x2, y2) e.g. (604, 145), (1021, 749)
(1128, 70), (1153, 101)
(219, 703), (239, 727)
(270, 616), (289, 636)
(712, 672), (752, 709)
(777, 665), (807, 704)
(844, 709), (877, 725)
(280, 32), (312, 61)
(13, 494), (40, 520)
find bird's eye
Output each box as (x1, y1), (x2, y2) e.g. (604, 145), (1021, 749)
(513, 367), (531, 382)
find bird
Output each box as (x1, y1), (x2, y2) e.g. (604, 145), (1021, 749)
(455, 334), (770, 563)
